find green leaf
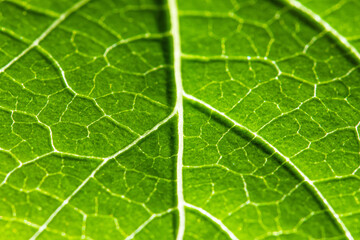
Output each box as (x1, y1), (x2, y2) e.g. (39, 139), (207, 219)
(0, 0), (359, 239)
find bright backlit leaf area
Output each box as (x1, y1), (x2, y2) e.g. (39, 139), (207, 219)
(0, 0), (360, 239)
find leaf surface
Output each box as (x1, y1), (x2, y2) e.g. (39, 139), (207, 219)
(0, 0), (359, 239)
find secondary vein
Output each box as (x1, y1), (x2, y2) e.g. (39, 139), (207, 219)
(285, 0), (360, 63)
(185, 203), (239, 240)
(183, 91), (354, 240)
(29, 110), (176, 240)
(0, 0), (90, 74)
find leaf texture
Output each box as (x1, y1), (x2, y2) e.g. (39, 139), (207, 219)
(0, 0), (359, 239)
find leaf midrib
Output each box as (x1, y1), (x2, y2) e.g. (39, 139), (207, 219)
(167, 0), (186, 239)
(0, 0), (357, 239)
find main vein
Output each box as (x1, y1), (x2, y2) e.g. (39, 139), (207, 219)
(168, 0), (186, 239)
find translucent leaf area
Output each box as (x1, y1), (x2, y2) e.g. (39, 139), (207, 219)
(0, 0), (359, 239)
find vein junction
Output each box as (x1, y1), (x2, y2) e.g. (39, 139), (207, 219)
(0, 0), (359, 239)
